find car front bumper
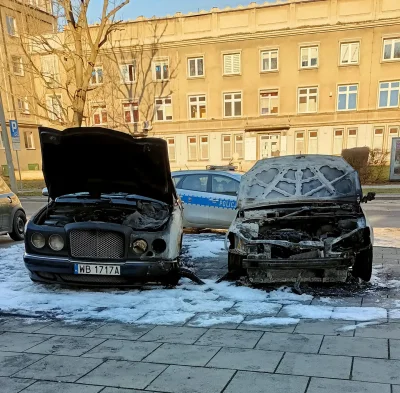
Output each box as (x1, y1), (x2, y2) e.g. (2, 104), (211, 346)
(24, 253), (180, 286)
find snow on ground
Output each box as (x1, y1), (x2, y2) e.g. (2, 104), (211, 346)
(0, 236), (399, 327)
(374, 228), (400, 248)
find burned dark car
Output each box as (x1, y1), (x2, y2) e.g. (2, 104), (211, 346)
(227, 155), (374, 284)
(24, 127), (183, 286)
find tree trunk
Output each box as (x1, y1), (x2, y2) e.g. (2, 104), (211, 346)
(72, 88), (86, 127)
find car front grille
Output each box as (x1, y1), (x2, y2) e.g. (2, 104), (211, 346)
(69, 229), (125, 260)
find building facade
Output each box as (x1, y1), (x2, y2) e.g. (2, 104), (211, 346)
(2, 0), (400, 173)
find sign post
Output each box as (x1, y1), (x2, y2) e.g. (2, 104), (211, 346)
(389, 137), (400, 181)
(9, 120), (22, 191)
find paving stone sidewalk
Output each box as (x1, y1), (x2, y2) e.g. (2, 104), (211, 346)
(2, 246), (400, 393)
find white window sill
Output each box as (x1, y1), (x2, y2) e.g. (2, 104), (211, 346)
(339, 63), (359, 67)
(223, 73), (241, 77)
(260, 69), (279, 74)
(187, 75), (205, 80)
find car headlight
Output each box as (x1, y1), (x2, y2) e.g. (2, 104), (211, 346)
(132, 239), (148, 254)
(31, 233), (45, 249)
(48, 234), (64, 251)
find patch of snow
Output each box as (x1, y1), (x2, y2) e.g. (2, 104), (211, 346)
(136, 311), (195, 325)
(332, 307), (387, 321)
(187, 313), (244, 327)
(242, 317), (300, 326)
(183, 234), (225, 258)
(281, 305), (334, 319)
(233, 301), (281, 316)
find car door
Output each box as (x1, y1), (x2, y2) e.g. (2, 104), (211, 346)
(176, 174), (209, 227)
(0, 177), (10, 231)
(209, 174), (240, 228)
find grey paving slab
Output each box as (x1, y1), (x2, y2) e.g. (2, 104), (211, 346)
(223, 370), (309, 393)
(35, 321), (102, 336)
(353, 357), (400, 384)
(14, 355), (103, 382)
(392, 386), (400, 393)
(362, 298), (400, 308)
(390, 339), (400, 359)
(0, 332), (51, 352)
(147, 365), (235, 393)
(144, 343), (220, 366)
(138, 326), (207, 344)
(78, 360), (166, 389)
(102, 389), (157, 393)
(277, 353), (352, 379)
(82, 339), (161, 362)
(195, 328), (262, 349)
(21, 381), (104, 393)
(0, 377), (34, 393)
(207, 346), (283, 372)
(320, 336), (389, 358)
(0, 352), (44, 377)
(85, 323), (152, 340)
(294, 320), (355, 336)
(256, 332), (323, 353)
(0, 318), (53, 333)
(26, 336), (106, 356)
(307, 377), (391, 393)
(355, 322), (400, 339)
(312, 297), (363, 307)
(238, 318), (297, 333)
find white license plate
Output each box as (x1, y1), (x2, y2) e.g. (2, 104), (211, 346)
(74, 264), (121, 275)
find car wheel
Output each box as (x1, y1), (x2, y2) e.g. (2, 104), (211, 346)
(352, 245), (373, 282)
(162, 272), (180, 287)
(9, 210), (26, 241)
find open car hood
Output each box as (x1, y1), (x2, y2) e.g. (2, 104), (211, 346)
(238, 155), (362, 210)
(39, 127), (175, 204)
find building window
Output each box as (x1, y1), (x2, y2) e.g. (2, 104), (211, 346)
(188, 57), (204, 78)
(295, 132), (305, 155)
(200, 135), (209, 160)
(153, 59), (169, 81)
(188, 136), (198, 161)
(46, 94), (62, 121)
(224, 92), (242, 117)
(333, 129), (344, 155)
(340, 42), (360, 65)
(373, 127), (384, 151)
(41, 55), (60, 86)
(388, 127), (400, 151)
(6, 16), (17, 36)
(308, 131), (318, 154)
(90, 66), (103, 85)
(166, 137), (176, 161)
(383, 38), (400, 61)
(222, 135), (232, 160)
(379, 81), (400, 108)
(298, 87), (318, 113)
(338, 84), (358, 111)
(234, 134), (244, 159)
(260, 90), (279, 115)
(223, 53), (241, 75)
(11, 56), (24, 76)
(155, 97), (172, 121)
(123, 101), (139, 123)
(17, 97), (29, 114)
(347, 128), (358, 149)
(300, 46), (318, 68)
(120, 63), (135, 83)
(23, 131), (34, 149)
(260, 49), (278, 72)
(189, 95), (206, 120)
(92, 103), (107, 125)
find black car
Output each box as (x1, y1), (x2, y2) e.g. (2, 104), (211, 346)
(0, 176), (26, 241)
(24, 126), (183, 286)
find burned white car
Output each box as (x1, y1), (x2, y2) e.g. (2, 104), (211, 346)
(24, 127), (183, 286)
(227, 155), (374, 284)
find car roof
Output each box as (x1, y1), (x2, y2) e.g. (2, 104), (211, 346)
(172, 170), (242, 179)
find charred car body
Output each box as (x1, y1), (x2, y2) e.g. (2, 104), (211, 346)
(24, 127), (183, 286)
(227, 155), (374, 284)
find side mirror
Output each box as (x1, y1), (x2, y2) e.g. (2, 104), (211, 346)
(42, 187), (49, 197)
(361, 192), (376, 203)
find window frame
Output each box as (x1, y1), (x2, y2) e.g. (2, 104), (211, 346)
(222, 52), (241, 76)
(41, 55), (60, 86)
(372, 126), (385, 151)
(378, 80), (400, 109)
(333, 128), (344, 155)
(337, 84), (359, 112)
(234, 134), (244, 159)
(307, 130), (318, 154)
(166, 137), (176, 162)
(155, 96), (173, 122)
(120, 62), (136, 84)
(260, 49), (279, 73)
(90, 66), (104, 86)
(187, 136), (198, 161)
(152, 58), (169, 81)
(188, 94), (207, 120)
(23, 131), (35, 150)
(91, 102), (108, 126)
(297, 86), (319, 114)
(382, 37), (400, 62)
(6, 15), (17, 36)
(222, 134), (232, 160)
(17, 97), (30, 114)
(259, 89), (279, 116)
(11, 56), (24, 76)
(300, 45), (319, 69)
(199, 135), (209, 161)
(347, 128), (358, 149)
(223, 91), (242, 118)
(187, 56), (205, 78)
(122, 100), (139, 124)
(339, 41), (360, 66)
(295, 131), (305, 155)
(46, 94), (63, 121)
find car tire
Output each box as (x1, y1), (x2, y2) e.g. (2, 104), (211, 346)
(162, 272), (180, 287)
(352, 245), (373, 282)
(9, 210), (26, 241)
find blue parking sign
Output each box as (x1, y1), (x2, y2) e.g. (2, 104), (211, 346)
(9, 120), (20, 151)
